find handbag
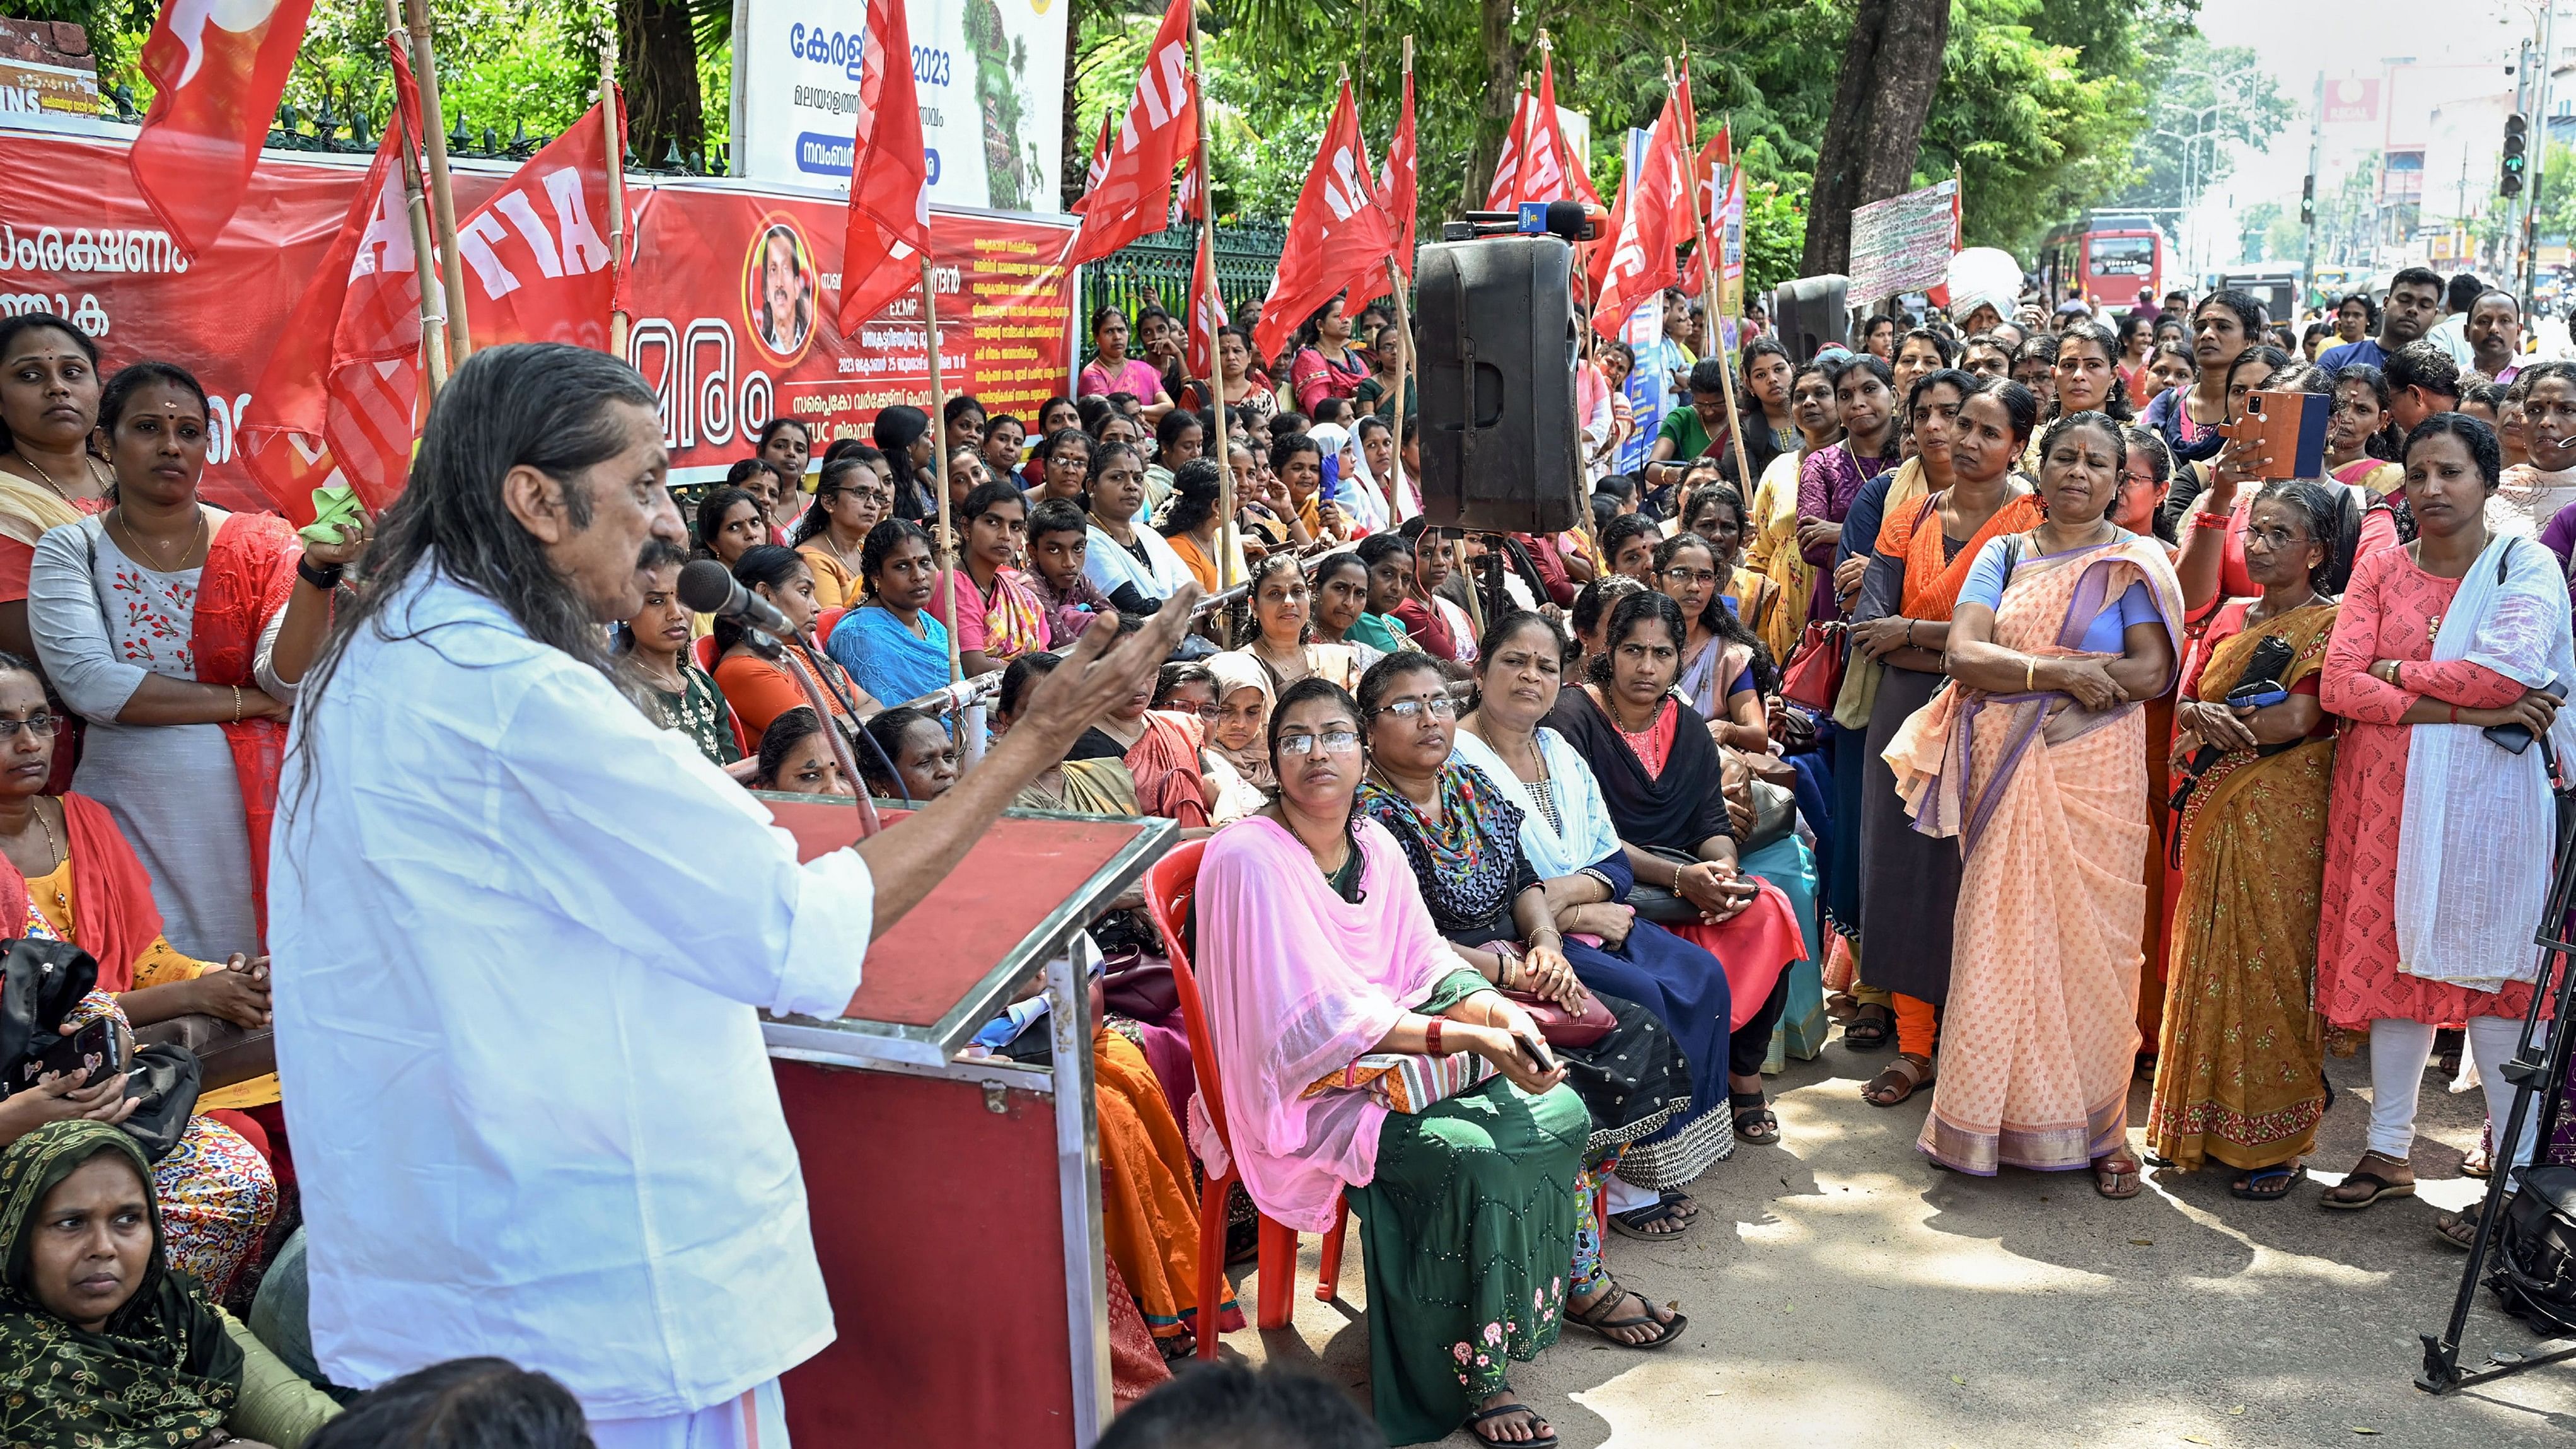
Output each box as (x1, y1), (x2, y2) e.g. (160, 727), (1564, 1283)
(1097, 946), (1179, 1021)
(132, 1013), (275, 1094)
(2486, 1165), (2576, 1336)
(1499, 987), (1616, 1048)
(1626, 845), (1715, 926)
(0, 938), (201, 1163)
(1778, 619), (1848, 711)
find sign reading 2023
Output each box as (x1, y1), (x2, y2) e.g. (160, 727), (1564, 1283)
(738, 0), (1070, 216)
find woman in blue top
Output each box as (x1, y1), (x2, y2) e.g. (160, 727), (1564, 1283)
(827, 518), (953, 707)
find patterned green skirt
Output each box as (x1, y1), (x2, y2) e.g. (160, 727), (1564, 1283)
(1347, 1075), (1589, 1445)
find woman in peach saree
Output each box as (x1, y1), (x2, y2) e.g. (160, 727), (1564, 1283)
(1886, 410), (2183, 1197)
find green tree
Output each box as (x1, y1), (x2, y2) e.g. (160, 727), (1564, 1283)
(2113, 30), (2292, 215)
(1917, 0), (2152, 259)
(2237, 199), (2279, 262)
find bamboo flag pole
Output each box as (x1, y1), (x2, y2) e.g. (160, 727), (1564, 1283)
(1188, 0), (1233, 588)
(1666, 58), (1754, 496)
(403, 0), (472, 368)
(1387, 35), (1413, 522)
(923, 255), (961, 686)
(601, 19), (629, 358)
(379, 0), (448, 392)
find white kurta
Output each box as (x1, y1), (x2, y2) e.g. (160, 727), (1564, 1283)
(270, 565), (873, 1419)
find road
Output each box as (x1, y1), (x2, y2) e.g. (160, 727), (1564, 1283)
(1227, 1030), (2576, 1447)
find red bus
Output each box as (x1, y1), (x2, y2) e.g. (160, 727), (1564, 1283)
(2038, 212), (2165, 311)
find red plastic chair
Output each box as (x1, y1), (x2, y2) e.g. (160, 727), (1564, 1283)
(693, 634), (718, 672)
(815, 605), (848, 648)
(1140, 838), (1350, 1357)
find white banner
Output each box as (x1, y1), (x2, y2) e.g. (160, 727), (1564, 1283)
(732, 0), (1067, 214)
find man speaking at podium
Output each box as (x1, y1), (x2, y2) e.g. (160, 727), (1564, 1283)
(267, 344), (1200, 1445)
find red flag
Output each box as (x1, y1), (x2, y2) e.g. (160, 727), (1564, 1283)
(238, 35), (431, 517)
(1681, 125), (1731, 293)
(452, 98), (625, 350)
(835, 0), (931, 330)
(1070, 0), (1195, 264)
(1253, 79), (1397, 361)
(1482, 87), (1530, 210)
(131, 0), (322, 259)
(1592, 95), (1685, 339)
(1069, 112), (1114, 214)
(1381, 66), (1418, 278)
(1171, 76), (1205, 222)
(1185, 237), (1226, 380)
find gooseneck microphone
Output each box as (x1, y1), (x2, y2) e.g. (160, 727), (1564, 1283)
(677, 558), (794, 638)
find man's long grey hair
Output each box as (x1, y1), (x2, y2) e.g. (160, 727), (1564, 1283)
(291, 343), (661, 791)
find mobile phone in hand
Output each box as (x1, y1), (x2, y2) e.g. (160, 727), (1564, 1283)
(1516, 1030), (1558, 1077)
(2486, 680), (2568, 755)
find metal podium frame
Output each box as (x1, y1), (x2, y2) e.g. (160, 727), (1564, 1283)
(759, 803), (1176, 1446)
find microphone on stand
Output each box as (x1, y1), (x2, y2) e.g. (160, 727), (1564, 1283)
(678, 559), (794, 645)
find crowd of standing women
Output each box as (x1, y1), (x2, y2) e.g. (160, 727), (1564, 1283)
(3, 259), (2575, 1449)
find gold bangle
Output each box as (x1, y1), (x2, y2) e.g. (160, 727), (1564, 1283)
(2024, 658), (2036, 692)
(230, 685), (242, 724)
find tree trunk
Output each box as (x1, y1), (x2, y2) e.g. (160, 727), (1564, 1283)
(1801, 0), (1949, 277)
(1463, 0), (1523, 212)
(618, 0), (704, 169)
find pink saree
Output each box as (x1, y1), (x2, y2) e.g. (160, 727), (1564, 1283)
(1186, 815), (1461, 1233)
(1886, 534), (2184, 1174)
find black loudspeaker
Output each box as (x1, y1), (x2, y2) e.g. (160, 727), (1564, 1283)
(1770, 274), (1850, 363)
(1414, 236), (1582, 533)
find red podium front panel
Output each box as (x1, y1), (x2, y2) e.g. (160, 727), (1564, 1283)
(758, 798), (1169, 1448)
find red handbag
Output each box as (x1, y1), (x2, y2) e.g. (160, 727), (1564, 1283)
(1778, 619), (1848, 711)
(1500, 988), (1617, 1048)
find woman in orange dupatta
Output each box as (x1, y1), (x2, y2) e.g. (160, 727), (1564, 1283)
(1887, 411), (2183, 1197)
(26, 363), (355, 958)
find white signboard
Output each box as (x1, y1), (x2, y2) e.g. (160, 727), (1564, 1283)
(733, 0), (1067, 214)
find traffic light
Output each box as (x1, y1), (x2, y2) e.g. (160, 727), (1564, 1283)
(2505, 113), (2529, 197)
(2301, 173), (2315, 226)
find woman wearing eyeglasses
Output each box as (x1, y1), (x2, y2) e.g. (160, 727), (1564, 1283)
(1190, 675), (1685, 1449)
(791, 451), (893, 610)
(0, 649), (279, 1301)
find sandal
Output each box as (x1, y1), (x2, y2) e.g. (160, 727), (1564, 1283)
(2094, 1152), (2145, 1200)
(1660, 1188), (1700, 1219)
(1731, 1091), (1780, 1146)
(1825, 991), (1859, 1021)
(2229, 1163), (2302, 1201)
(1608, 1199), (1691, 1240)
(2320, 1153), (2415, 1211)
(1843, 1002), (1895, 1050)
(1464, 1399), (1559, 1447)
(1862, 1052), (1934, 1108)
(1565, 1278), (1688, 1351)
(2433, 1211), (2481, 1251)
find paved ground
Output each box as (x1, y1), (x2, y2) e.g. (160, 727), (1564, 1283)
(1226, 1028), (2576, 1447)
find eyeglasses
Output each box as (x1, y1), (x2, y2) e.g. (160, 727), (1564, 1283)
(1174, 703), (1225, 719)
(1660, 567), (1720, 586)
(1375, 697), (1458, 721)
(0, 714), (58, 738)
(1277, 728), (1362, 756)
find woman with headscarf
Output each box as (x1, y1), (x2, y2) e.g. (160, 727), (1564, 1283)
(872, 404), (939, 522)
(0, 1120), (340, 1448)
(1351, 414), (1416, 526)
(1201, 651), (1275, 823)
(1302, 421), (1388, 536)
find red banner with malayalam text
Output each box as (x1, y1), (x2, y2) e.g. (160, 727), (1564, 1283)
(0, 123), (1077, 507)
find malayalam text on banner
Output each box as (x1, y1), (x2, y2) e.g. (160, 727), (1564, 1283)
(1846, 178), (1958, 304)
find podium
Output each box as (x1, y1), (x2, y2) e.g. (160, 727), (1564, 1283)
(757, 795), (1175, 1448)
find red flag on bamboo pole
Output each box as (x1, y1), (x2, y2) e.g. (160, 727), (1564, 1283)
(1591, 94), (1685, 339)
(1380, 57), (1418, 277)
(1185, 237), (1226, 380)
(1069, 0), (1195, 263)
(1681, 124), (1731, 294)
(1069, 112), (1114, 214)
(1517, 44), (1598, 207)
(835, 0), (931, 330)
(130, 0), (322, 259)
(1253, 79), (1396, 359)
(1482, 86), (1531, 210)
(236, 35), (430, 516)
